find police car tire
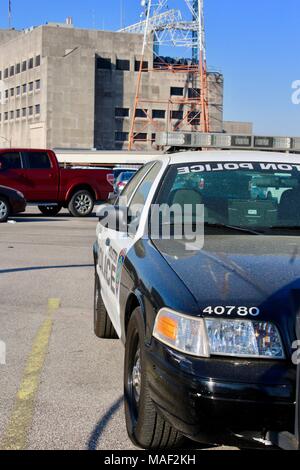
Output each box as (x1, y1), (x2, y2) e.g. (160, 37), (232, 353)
(124, 308), (186, 449)
(94, 273), (118, 339)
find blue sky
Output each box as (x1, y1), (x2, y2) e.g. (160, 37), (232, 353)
(1, 0), (299, 135)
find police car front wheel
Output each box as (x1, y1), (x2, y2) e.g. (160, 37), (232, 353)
(94, 273), (118, 339)
(124, 308), (186, 449)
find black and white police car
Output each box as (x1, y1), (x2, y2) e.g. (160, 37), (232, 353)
(93, 147), (300, 449)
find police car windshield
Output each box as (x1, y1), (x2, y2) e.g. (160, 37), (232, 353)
(156, 161), (300, 232)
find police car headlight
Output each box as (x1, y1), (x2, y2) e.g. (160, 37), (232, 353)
(153, 309), (210, 357)
(153, 311), (285, 359)
(205, 319), (285, 359)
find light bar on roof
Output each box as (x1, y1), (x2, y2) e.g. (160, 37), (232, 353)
(231, 136), (252, 147)
(192, 133), (212, 147)
(292, 138), (300, 151)
(155, 132), (300, 153)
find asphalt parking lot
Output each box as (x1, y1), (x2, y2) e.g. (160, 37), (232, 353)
(0, 208), (235, 450)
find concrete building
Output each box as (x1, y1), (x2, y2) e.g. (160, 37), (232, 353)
(0, 22), (224, 150)
(223, 120), (253, 135)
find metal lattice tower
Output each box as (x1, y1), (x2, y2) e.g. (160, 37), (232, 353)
(120, 1), (210, 149)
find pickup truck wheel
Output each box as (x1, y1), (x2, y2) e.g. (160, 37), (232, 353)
(38, 205), (62, 216)
(124, 308), (186, 449)
(94, 272), (118, 339)
(0, 197), (10, 223)
(68, 190), (94, 217)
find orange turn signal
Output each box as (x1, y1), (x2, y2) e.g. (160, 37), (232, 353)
(156, 315), (178, 341)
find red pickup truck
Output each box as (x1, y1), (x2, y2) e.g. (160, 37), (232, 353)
(0, 149), (113, 217)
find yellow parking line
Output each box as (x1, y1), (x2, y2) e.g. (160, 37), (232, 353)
(0, 299), (60, 450)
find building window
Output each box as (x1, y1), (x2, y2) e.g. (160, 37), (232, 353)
(35, 104), (41, 115)
(115, 132), (129, 142)
(10, 88), (14, 97)
(4, 112), (8, 121)
(0, 71), (2, 80)
(22, 84), (27, 94)
(35, 79), (41, 90)
(28, 58), (34, 69)
(4, 68), (8, 79)
(16, 63), (21, 74)
(170, 110), (183, 120)
(22, 108), (26, 118)
(16, 109), (21, 119)
(22, 60), (27, 72)
(10, 110), (14, 120)
(115, 107), (129, 118)
(29, 82), (34, 93)
(134, 133), (147, 141)
(135, 108), (148, 118)
(116, 59), (130, 71)
(188, 88), (201, 99)
(28, 106), (33, 116)
(35, 55), (41, 67)
(188, 111), (200, 126)
(96, 57), (112, 70)
(5, 90), (8, 99)
(152, 109), (166, 119)
(170, 87), (184, 96)
(10, 66), (14, 77)
(134, 61), (148, 72)
(151, 133), (156, 142)
(16, 86), (21, 96)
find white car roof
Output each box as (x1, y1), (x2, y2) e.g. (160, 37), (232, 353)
(163, 150), (300, 165)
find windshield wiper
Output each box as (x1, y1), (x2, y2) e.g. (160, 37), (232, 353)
(204, 222), (262, 235)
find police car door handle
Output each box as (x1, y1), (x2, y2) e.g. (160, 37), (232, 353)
(105, 238), (111, 247)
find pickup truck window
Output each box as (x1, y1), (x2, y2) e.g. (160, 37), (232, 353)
(0, 152), (22, 170)
(22, 152), (51, 170)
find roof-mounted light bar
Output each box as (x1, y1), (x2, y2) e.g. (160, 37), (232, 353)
(155, 132), (300, 153)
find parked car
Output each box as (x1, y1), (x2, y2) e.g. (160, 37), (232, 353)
(0, 149), (113, 217)
(93, 151), (300, 449)
(114, 170), (137, 195)
(0, 185), (26, 222)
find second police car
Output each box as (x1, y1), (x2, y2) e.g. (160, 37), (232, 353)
(93, 150), (299, 449)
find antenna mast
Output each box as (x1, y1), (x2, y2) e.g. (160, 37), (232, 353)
(8, 0), (12, 29)
(122, 0), (210, 150)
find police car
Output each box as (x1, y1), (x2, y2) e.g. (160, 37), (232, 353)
(93, 144), (300, 449)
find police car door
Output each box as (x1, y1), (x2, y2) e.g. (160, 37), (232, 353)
(100, 162), (164, 336)
(97, 162), (157, 335)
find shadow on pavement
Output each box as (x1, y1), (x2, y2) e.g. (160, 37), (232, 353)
(0, 264), (94, 275)
(8, 217), (70, 223)
(87, 396), (124, 450)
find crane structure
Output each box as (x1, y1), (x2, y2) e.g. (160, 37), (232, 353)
(119, 1), (210, 150)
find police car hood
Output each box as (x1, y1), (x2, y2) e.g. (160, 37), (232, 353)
(153, 234), (300, 308)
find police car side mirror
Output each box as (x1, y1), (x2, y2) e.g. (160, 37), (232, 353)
(97, 204), (128, 233)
